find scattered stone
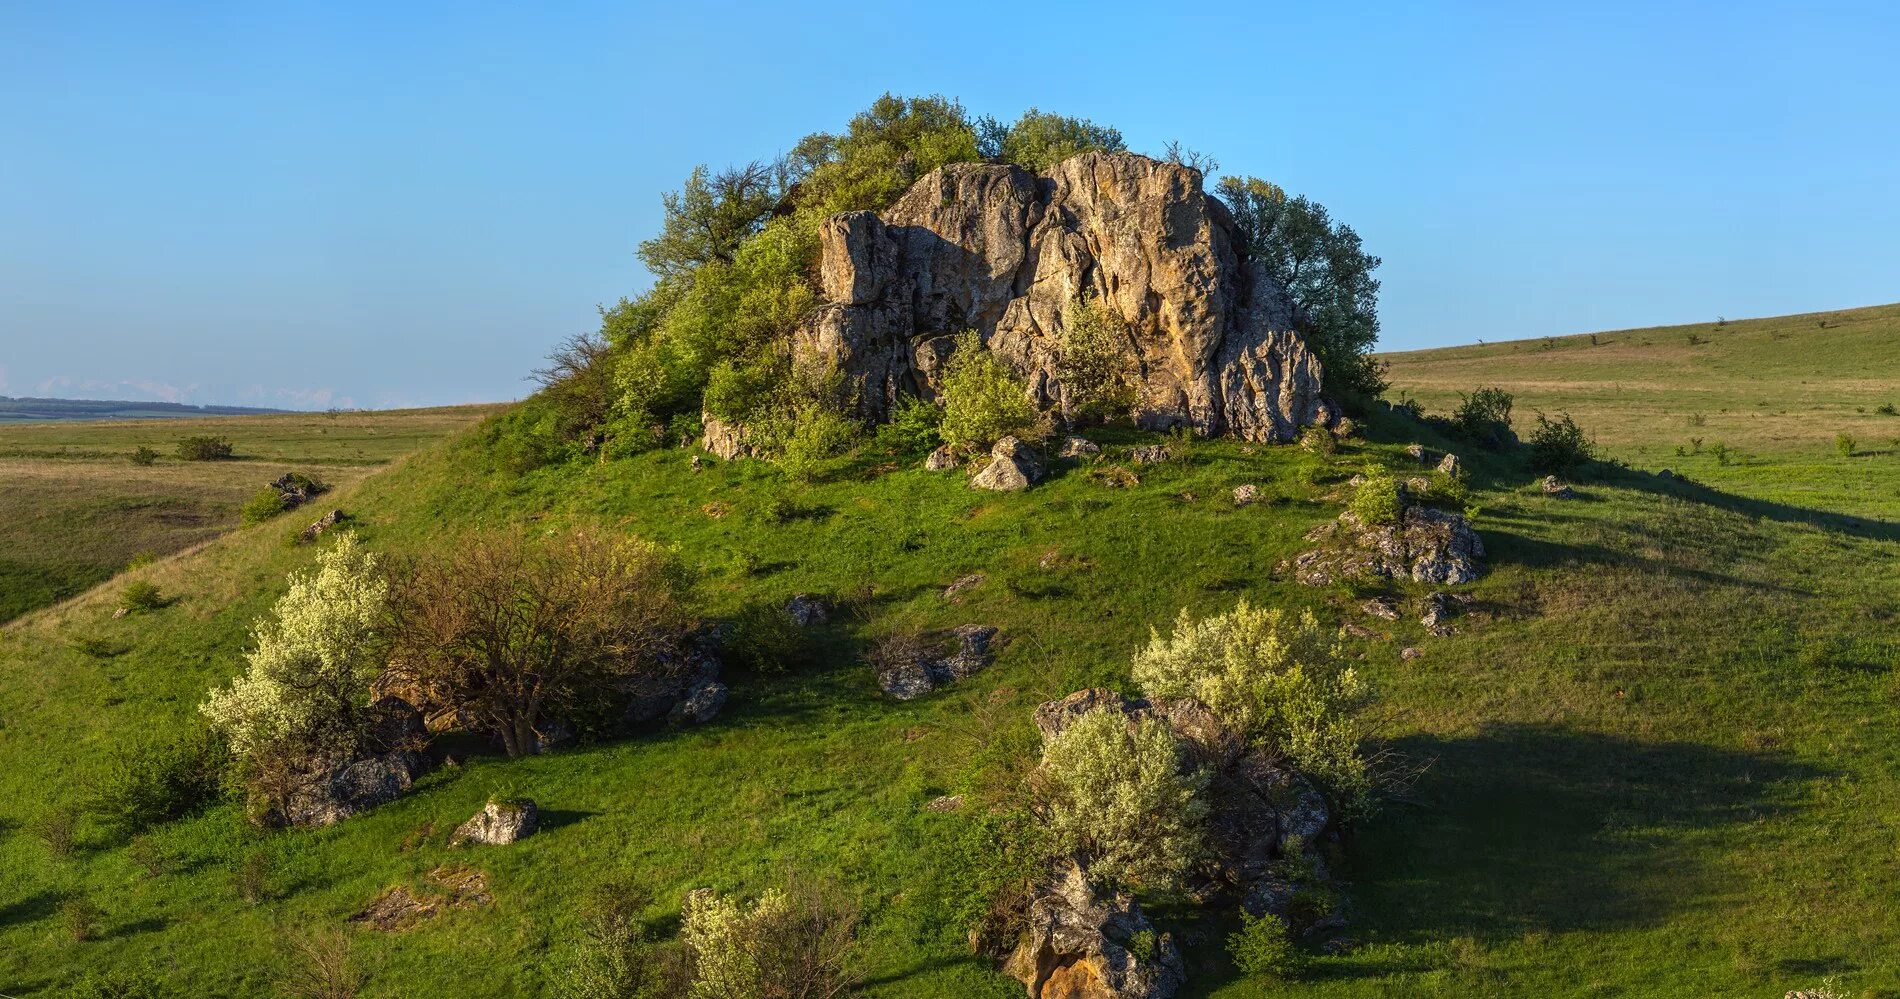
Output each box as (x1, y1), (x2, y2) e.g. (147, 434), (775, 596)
(1541, 474), (1575, 498)
(1129, 443), (1172, 465)
(1038, 550), (1065, 570)
(876, 625), (1000, 700)
(301, 509), (346, 542)
(112, 607), (129, 619)
(1404, 443), (1433, 465)
(942, 573), (986, 602)
(785, 594), (831, 627)
(925, 794), (964, 813)
(1658, 468), (1677, 481)
(1232, 484), (1261, 507)
(690, 454), (703, 473)
(351, 866), (492, 932)
(451, 799), (539, 846)
(1059, 436), (1101, 459)
(1361, 597), (1400, 621)
(925, 444), (960, 471)
(268, 473), (327, 511)
(1420, 592), (1454, 629)
(1291, 506), (1486, 586)
(1436, 453), (1461, 478)
(667, 680), (728, 724)
(1342, 621), (1377, 639)
(1404, 476), (1432, 496)
(1400, 646), (1424, 661)
(1001, 862), (1186, 999)
(970, 436), (1043, 491)
(1088, 465), (1141, 489)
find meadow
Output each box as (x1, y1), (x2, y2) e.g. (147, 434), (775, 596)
(2, 307), (1898, 996)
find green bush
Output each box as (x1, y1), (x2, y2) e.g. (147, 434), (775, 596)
(240, 487), (289, 525)
(1040, 709), (1208, 892)
(722, 602), (810, 673)
(119, 580), (167, 613)
(975, 108), (1125, 172)
(1349, 467), (1403, 526)
(680, 878), (861, 999)
(129, 446), (159, 466)
(1527, 412), (1596, 473)
(872, 396), (944, 455)
(1057, 297), (1137, 424)
(1876, 402), (1896, 416)
(939, 330), (1041, 454)
(1451, 387), (1514, 444)
(777, 406), (860, 482)
(1132, 601), (1375, 818)
(1227, 911), (1299, 978)
(175, 435), (234, 461)
(1836, 433), (1856, 457)
(89, 730), (224, 835)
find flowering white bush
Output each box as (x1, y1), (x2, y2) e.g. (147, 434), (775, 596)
(682, 888), (783, 999)
(679, 880), (858, 999)
(1132, 601), (1373, 814)
(1041, 709), (1207, 892)
(200, 532), (387, 759)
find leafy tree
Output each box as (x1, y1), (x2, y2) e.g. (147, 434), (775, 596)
(975, 108), (1126, 172)
(1217, 177), (1385, 396)
(637, 162), (785, 280)
(1039, 709), (1208, 892)
(787, 93), (982, 216)
(1451, 386), (1515, 444)
(1527, 411), (1596, 473)
(1057, 296), (1138, 424)
(937, 330), (1041, 454)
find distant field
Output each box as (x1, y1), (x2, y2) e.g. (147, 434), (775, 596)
(0, 397), (292, 422)
(0, 407), (495, 622)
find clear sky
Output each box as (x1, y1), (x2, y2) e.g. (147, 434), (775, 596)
(3, 2), (1896, 408)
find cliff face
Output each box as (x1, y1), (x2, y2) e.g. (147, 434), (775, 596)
(794, 151), (1328, 442)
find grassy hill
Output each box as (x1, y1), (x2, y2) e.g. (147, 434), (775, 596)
(0, 407), (496, 622)
(4, 309), (1900, 996)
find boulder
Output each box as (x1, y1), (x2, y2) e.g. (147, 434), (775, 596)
(281, 750), (433, 828)
(1437, 453), (1461, 477)
(1541, 474), (1576, 498)
(620, 644), (727, 727)
(1400, 646), (1424, 661)
(301, 509), (346, 542)
(1361, 597), (1400, 621)
(451, 799), (538, 846)
(877, 625), (1000, 700)
(1291, 506), (1486, 586)
(925, 794), (965, 813)
(971, 436), (1043, 491)
(1033, 689), (1150, 742)
(942, 573), (986, 602)
(700, 414), (753, 460)
(785, 594), (831, 627)
(925, 444), (960, 471)
(1059, 436), (1101, 459)
(1232, 484), (1260, 507)
(1404, 443), (1433, 465)
(1128, 444), (1172, 465)
(797, 153), (1325, 441)
(667, 680), (728, 724)
(1001, 862), (1186, 999)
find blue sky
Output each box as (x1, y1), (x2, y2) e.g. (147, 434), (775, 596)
(2, 2), (1896, 408)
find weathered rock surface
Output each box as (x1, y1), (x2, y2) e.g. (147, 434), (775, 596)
(1231, 483), (1260, 506)
(971, 436), (1043, 491)
(1436, 453), (1461, 477)
(451, 799), (539, 846)
(352, 866), (492, 932)
(943, 573), (986, 601)
(1002, 862), (1186, 999)
(282, 750), (432, 828)
(1541, 474), (1576, 498)
(300, 508), (346, 542)
(785, 594), (831, 626)
(621, 644), (728, 728)
(269, 473), (327, 510)
(1128, 444), (1172, 465)
(1361, 597), (1400, 621)
(1059, 436), (1101, 459)
(798, 152), (1325, 442)
(877, 625), (1000, 700)
(1291, 506), (1486, 586)
(925, 444), (960, 471)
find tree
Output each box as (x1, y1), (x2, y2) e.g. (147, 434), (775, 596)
(1217, 176), (1386, 396)
(384, 530), (695, 758)
(786, 93), (982, 216)
(201, 532), (387, 765)
(1057, 296), (1138, 424)
(937, 330), (1041, 454)
(975, 108), (1126, 172)
(637, 162), (786, 280)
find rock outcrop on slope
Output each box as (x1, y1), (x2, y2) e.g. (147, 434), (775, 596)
(788, 152), (1328, 442)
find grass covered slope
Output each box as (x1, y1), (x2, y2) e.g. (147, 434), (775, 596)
(4, 312), (1900, 996)
(0, 407), (494, 622)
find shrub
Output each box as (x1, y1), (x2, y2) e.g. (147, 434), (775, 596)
(1836, 433), (1856, 457)
(1132, 601), (1375, 817)
(871, 396), (943, 456)
(33, 806), (78, 858)
(201, 532), (387, 812)
(1039, 709), (1207, 892)
(90, 729), (224, 835)
(778, 406), (860, 482)
(1709, 441), (1730, 466)
(59, 894), (104, 942)
(242, 487), (290, 525)
(534, 332), (621, 447)
(1348, 467), (1403, 526)
(175, 435), (234, 461)
(128, 835), (176, 878)
(234, 849), (275, 904)
(1527, 412), (1596, 473)
(1227, 911), (1299, 978)
(278, 927), (368, 999)
(1450, 387), (1514, 444)
(1298, 425), (1336, 456)
(129, 446), (159, 466)
(722, 603), (809, 674)
(1877, 402), (1896, 416)
(119, 580), (167, 613)
(681, 877), (861, 999)
(1057, 296), (1137, 424)
(65, 964), (168, 998)
(938, 330), (1041, 454)
(975, 108), (1125, 172)
(553, 879), (678, 999)
(385, 530), (695, 758)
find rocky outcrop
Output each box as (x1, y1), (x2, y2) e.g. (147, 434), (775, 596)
(620, 644), (728, 729)
(876, 625), (999, 700)
(1541, 474), (1576, 498)
(273, 696), (433, 828)
(451, 799), (539, 846)
(797, 153), (1326, 441)
(1002, 862), (1186, 999)
(300, 509), (346, 543)
(972, 436), (1044, 491)
(1290, 506), (1486, 586)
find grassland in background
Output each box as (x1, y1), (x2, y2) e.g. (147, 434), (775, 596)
(0, 407), (495, 622)
(1, 308), (1898, 996)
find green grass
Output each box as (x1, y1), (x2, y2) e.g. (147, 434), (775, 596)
(4, 309), (1900, 996)
(0, 407), (493, 622)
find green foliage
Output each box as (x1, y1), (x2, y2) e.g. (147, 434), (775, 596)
(721, 602), (810, 673)
(872, 396), (944, 455)
(777, 407), (861, 482)
(1040, 709), (1208, 892)
(1836, 433), (1856, 457)
(1451, 387), (1515, 444)
(637, 163), (785, 280)
(176, 435), (235, 461)
(975, 108), (1126, 172)
(1877, 402), (1897, 416)
(129, 445), (158, 466)
(58, 894), (104, 942)
(1227, 911), (1299, 978)
(1058, 297), (1137, 424)
(119, 579), (167, 613)
(1217, 176), (1384, 396)
(65, 963), (169, 998)
(241, 487), (290, 525)
(1527, 412), (1596, 473)
(1132, 601), (1375, 817)
(788, 93), (982, 217)
(552, 879), (674, 999)
(89, 729), (224, 835)
(680, 879), (860, 999)
(1349, 467), (1404, 526)
(1299, 425), (1336, 456)
(938, 331), (1041, 454)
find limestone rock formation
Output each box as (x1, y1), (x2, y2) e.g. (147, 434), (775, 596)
(876, 624), (1000, 700)
(451, 799), (539, 846)
(972, 436), (1044, 491)
(1002, 862), (1186, 999)
(794, 152), (1326, 442)
(1291, 506), (1486, 586)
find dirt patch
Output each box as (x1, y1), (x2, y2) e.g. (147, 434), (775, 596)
(350, 865), (492, 932)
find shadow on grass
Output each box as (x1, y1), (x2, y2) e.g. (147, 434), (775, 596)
(1616, 467), (1900, 542)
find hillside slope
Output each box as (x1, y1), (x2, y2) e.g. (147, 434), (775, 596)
(3, 314), (1899, 996)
